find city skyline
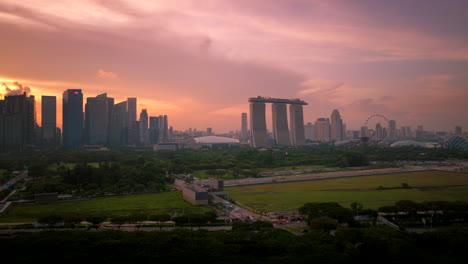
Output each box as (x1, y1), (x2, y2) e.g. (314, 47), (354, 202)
(1, 1), (468, 132)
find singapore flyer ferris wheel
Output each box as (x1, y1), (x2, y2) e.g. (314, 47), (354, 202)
(363, 114), (391, 140)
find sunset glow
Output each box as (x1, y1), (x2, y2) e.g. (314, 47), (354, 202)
(1, 0), (467, 132)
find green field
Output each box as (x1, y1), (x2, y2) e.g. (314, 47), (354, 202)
(227, 171), (468, 212)
(0, 191), (212, 223)
(47, 162), (103, 171)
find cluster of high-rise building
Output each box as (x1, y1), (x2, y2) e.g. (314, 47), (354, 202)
(304, 109), (346, 143)
(0, 89), (170, 152)
(64, 90), (171, 149)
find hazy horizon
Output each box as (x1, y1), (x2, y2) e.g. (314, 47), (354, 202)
(1, 0), (467, 133)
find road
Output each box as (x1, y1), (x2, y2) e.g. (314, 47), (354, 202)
(0, 170), (28, 192)
(210, 195), (263, 222)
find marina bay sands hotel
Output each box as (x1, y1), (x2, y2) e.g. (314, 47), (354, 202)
(249, 96), (308, 147)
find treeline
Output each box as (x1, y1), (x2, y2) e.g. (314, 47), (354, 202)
(24, 161), (171, 197)
(298, 201), (468, 230)
(2, 225), (468, 263)
(35, 211), (218, 229)
(3, 145), (468, 174)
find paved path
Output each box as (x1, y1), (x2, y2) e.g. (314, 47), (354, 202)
(0, 170), (28, 192)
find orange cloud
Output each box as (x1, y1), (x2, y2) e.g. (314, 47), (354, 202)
(97, 69), (119, 79)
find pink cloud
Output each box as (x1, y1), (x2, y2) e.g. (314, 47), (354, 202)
(97, 69), (119, 79)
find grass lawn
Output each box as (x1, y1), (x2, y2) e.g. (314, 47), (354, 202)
(47, 162), (103, 171)
(227, 171), (468, 212)
(0, 191), (212, 223)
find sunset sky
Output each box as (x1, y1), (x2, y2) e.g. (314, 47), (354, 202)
(1, 0), (467, 133)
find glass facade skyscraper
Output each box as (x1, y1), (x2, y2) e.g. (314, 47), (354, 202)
(62, 89), (83, 149)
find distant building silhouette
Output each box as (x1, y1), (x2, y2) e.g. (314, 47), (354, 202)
(241, 113), (248, 142)
(63, 89), (83, 149)
(149, 116), (160, 144)
(109, 101), (127, 146)
(304, 122), (314, 141)
(41, 95), (57, 147)
(314, 118), (330, 142)
(85, 93), (112, 145)
(272, 103), (291, 145)
(330, 109), (343, 142)
(139, 109), (149, 144)
(0, 93), (36, 152)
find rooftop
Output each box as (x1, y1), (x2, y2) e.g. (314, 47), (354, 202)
(248, 96), (308, 105)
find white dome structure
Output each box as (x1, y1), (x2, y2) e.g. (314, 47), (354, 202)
(193, 136), (240, 144)
(390, 140), (426, 148)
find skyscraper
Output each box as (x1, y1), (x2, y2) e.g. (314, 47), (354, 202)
(126, 97), (139, 145)
(127, 98), (137, 125)
(375, 123), (383, 140)
(241, 113), (248, 142)
(388, 120), (397, 139)
(85, 93), (110, 145)
(0, 93), (36, 152)
(63, 89), (83, 149)
(314, 118), (330, 142)
(250, 102), (269, 147)
(361, 126), (369, 138)
(41, 96), (56, 146)
(139, 109), (149, 144)
(272, 103), (291, 145)
(149, 116), (159, 144)
(109, 101), (127, 146)
(163, 115), (169, 141)
(330, 109), (343, 142)
(289, 104), (305, 146)
(304, 122), (315, 141)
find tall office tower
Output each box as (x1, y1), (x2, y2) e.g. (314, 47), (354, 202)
(250, 102), (269, 147)
(314, 118), (330, 142)
(139, 109), (149, 144)
(375, 123), (383, 140)
(149, 116), (159, 144)
(304, 122), (315, 141)
(163, 115), (169, 141)
(63, 89), (83, 149)
(272, 103), (291, 145)
(41, 96), (56, 146)
(157, 115), (165, 142)
(168, 126), (173, 140)
(400, 127), (407, 138)
(85, 93), (110, 145)
(455, 126), (462, 135)
(416, 125), (424, 138)
(207, 127), (213, 136)
(127, 98), (137, 125)
(361, 126), (369, 138)
(330, 109), (343, 142)
(109, 101), (127, 146)
(388, 120), (397, 139)
(342, 123), (347, 140)
(241, 113), (248, 142)
(289, 104), (305, 146)
(406, 127), (412, 138)
(0, 93), (36, 152)
(107, 97), (114, 143)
